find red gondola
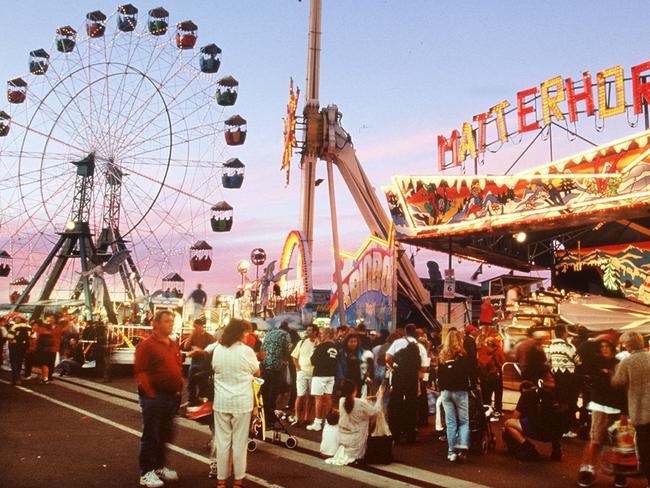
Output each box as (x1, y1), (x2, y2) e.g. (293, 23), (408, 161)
(189, 241), (213, 271)
(224, 115), (247, 146)
(9, 276), (30, 303)
(7, 78), (27, 104)
(86, 10), (107, 38)
(176, 20), (198, 50)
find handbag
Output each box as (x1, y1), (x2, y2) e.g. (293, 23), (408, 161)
(601, 417), (639, 477)
(365, 410), (392, 464)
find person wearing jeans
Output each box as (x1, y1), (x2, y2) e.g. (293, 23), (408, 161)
(134, 311), (183, 488)
(139, 394), (180, 477)
(440, 390), (470, 456)
(437, 329), (473, 462)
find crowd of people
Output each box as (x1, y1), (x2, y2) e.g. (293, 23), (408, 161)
(0, 313), (117, 385)
(3, 309), (649, 488)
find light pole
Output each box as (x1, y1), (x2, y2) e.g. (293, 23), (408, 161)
(250, 248), (266, 317)
(237, 259), (250, 288)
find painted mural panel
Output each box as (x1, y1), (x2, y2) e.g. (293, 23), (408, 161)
(558, 241), (650, 306)
(330, 237), (393, 330)
(384, 130), (650, 238)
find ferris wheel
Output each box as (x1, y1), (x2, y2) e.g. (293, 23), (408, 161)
(0, 5), (247, 315)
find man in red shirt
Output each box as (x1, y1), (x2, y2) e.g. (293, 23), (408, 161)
(135, 310), (183, 488)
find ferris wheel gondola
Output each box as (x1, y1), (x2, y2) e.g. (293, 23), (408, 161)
(0, 4), (248, 318)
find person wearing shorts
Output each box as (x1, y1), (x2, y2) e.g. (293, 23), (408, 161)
(578, 337), (627, 488)
(307, 328), (338, 432)
(291, 325), (317, 426)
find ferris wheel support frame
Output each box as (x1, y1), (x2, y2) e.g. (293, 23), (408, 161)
(95, 162), (148, 305)
(11, 154), (117, 322)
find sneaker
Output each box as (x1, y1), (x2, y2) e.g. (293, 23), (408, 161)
(139, 470), (164, 488)
(563, 431), (578, 438)
(447, 452), (458, 462)
(288, 415), (297, 424)
(577, 465), (595, 487)
(306, 420), (322, 431)
(438, 434), (447, 442)
(208, 462), (218, 479)
(155, 467), (179, 482)
(613, 475), (628, 488)
(40, 377), (49, 384)
(186, 401), (213, 420)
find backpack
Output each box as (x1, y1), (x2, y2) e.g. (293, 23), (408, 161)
(391, 340), (421, 388)
(13, 326), (31, 349)
(526, 383), (569, 439)
(37, 332), (54, 352)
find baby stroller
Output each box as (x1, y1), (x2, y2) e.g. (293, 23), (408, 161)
(248, 377), (298, 451)
(468, 387), (496, 454)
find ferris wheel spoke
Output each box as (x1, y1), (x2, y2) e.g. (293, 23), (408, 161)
(46, 58), (100, 148)
(127, 130), (218, 161)
(32, 72), (94, 150)
(11, 119), (86, 154)
(109, 44), (182, 150)
(120, 98), (219, 156)
(32, 97), (92, 151)
(13, 172), (75, 238)
(120, 156), (217, 168)
(116, 71), (204, 153)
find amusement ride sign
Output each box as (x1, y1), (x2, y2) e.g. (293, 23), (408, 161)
(330, 236), (394, 329)
(438, 60), (650, 171)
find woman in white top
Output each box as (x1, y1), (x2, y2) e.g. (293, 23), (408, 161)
(327, 379), (384, 464)
(211, 319), (260, 488)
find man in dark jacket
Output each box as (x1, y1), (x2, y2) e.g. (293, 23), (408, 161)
(386, 324), (425, 443)
(463, 324), (479, 384)
(7, 317), (34, 385)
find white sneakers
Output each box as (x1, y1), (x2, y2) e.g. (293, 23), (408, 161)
(140, 471), (164, 488)
(139, 467), (178, 487)
(155, 467), (179, 482)
(306, 419), (323, 431)
(447, 453), (458, 462)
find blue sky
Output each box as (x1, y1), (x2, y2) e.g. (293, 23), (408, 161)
(0, 1), (648, 297)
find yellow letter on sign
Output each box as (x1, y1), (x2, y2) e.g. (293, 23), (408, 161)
(597, 65), (626, 119)
(459, 122), (477, 160)
(541, 76), (565, 125)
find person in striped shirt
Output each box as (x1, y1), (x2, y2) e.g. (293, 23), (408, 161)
(549, 324), (578, 438)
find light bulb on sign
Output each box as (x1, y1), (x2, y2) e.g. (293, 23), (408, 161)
(514, 232), (527, 243)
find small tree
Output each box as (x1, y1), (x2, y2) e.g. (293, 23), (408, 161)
(603, 260), (619, 292)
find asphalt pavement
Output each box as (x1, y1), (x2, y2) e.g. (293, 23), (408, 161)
(0, 368), (647, 488)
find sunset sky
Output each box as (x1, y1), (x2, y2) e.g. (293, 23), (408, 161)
(0, 0), (648, 299)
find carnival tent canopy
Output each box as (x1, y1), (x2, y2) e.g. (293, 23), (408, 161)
(386, 130), (650, 271)
(559, 295), (650, 334)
